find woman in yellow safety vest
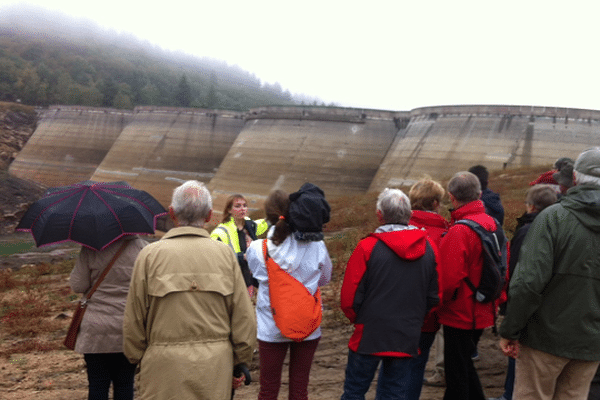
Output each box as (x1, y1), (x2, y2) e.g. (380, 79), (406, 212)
(211, 194), (268, 295)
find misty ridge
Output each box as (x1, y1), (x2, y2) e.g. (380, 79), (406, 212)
(0, 4), (331, 110)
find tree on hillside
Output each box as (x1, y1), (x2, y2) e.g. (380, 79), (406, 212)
(140, 83), (160, 105)
(96, 78), (119, 107)
(205, 71), (218, 109)
(112, 92), (133, 109)
(174, 74), (192, 107)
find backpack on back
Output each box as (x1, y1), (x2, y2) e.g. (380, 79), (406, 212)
(455, 218), (507, 303)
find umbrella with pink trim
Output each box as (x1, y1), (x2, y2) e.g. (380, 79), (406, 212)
(16, 181), (168, 251)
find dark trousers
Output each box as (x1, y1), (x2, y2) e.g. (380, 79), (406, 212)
(442, 326), (485, 400)
(341, 350), (412, 400)
(589, 364), (600, 400)
(84, 353), (136, 400)
(406, 331), (436, 400)
(501, 356), (516, 400)
(258, 338), (320, 400)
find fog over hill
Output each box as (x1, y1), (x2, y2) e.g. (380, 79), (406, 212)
(0, 5), (327, 110)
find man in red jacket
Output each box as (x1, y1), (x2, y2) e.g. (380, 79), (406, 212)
(437, 171), (498, 400)
(340, 188), (439, 399)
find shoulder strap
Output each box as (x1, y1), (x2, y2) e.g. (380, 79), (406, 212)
(84, 240), (129, 302)
(262, 239), (272, 262)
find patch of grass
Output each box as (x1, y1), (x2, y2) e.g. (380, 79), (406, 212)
(0, 269), (18, 291)
(0, 241), (36, 256)
(1, 289), (64, 337)
(488, 165), (552, 237)
(0, 101), (36, 115)
(1, 339), (63, 358)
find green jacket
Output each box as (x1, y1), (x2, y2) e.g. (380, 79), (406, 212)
(499, 184), (600, 360)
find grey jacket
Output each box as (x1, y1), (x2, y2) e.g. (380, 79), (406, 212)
(70, 235), (147, 354)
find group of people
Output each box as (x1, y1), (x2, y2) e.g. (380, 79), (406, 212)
(67, 146), (600, 400)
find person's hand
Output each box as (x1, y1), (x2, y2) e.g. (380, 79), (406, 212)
(232, 374), (245, 389)
(499, 337), (520, 358)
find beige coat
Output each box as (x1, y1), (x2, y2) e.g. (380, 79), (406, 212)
(123, 226), (256, 400)
(70, 235), (148, 354)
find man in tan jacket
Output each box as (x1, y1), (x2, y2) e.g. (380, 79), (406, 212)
(123, 180), (256, 400)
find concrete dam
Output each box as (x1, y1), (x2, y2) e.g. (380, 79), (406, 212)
(9, 104), (600, 213)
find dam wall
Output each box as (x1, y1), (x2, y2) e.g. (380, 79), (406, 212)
(90, 107), (245, 206)
(9, 106), (132, 187)
(10, 104), (600, 216)
(369, 105), (600, 190)
(208, 106), (402, 212)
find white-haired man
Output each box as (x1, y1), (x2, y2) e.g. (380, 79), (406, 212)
(340, 188), (439, 399)
(123, 181), (256, 400)
(499, 148), (600, 400)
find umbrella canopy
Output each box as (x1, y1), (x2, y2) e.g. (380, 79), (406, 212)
(16, 181), (168, 251)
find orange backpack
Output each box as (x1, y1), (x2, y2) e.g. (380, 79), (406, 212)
(262, 239), (322, 342)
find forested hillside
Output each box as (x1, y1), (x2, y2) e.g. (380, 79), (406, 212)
(0, 5), (312, 110)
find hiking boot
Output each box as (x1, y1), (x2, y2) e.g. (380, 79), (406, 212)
(423, 372), (446, 387)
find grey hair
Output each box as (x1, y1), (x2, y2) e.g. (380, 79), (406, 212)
(170, 180), (212, 227)
(376, 188), (411, 225)
(447, 171), (481, 203)
(575, 171), (600, 187)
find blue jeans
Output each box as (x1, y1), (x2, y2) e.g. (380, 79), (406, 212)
(406, 331), (436, 400)
(341, 350), (412, 400)
(84, 353), (136, 400)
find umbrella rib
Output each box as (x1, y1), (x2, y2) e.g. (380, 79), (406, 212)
(101, 188), (156, 213)
(25, 190), (83, 233)
(68, 188), (89, 240)
(91, 187), (125, 233)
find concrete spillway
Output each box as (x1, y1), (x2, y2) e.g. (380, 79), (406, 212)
(10, 104), (600, 215)
(9, 106), (132, 187)
(207, 107), (402, 212)
(369, 105), (600, 191)
(90, 107), (245, 206)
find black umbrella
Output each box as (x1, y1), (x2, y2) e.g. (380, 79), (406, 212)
(16, 181), (168, 251)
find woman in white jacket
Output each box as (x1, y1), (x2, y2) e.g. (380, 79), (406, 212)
(247, 185), (332, 400)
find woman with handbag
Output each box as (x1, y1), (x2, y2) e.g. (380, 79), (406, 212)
(69, 235), (147, 400)
(246, 184), (332, 400)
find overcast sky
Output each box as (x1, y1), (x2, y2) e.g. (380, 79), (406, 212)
(2, 0), (600, 111)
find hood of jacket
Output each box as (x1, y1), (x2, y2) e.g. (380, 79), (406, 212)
(370, 225), (428, 261)
(560, 184), (600, 232)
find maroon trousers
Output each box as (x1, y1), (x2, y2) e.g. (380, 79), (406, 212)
(258, 338), (320, 400)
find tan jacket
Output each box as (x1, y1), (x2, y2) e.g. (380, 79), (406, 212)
(123, 226), (256, 400)
(70, 235), (147, 354)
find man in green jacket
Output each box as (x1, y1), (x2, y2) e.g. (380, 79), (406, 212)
(499, 147), (600, 400)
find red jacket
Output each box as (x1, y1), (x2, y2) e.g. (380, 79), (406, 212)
(409, 210), (449, 332)
(437, 200), (496, 330)
(340, 227), (439, 357)
(529, 170), (558, 186)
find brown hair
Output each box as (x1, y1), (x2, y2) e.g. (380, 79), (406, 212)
(264, 190), (291, 246)
(525, 184), (557, 212)
(222, 194), (246, 223)
(409, 179), (445, 211)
